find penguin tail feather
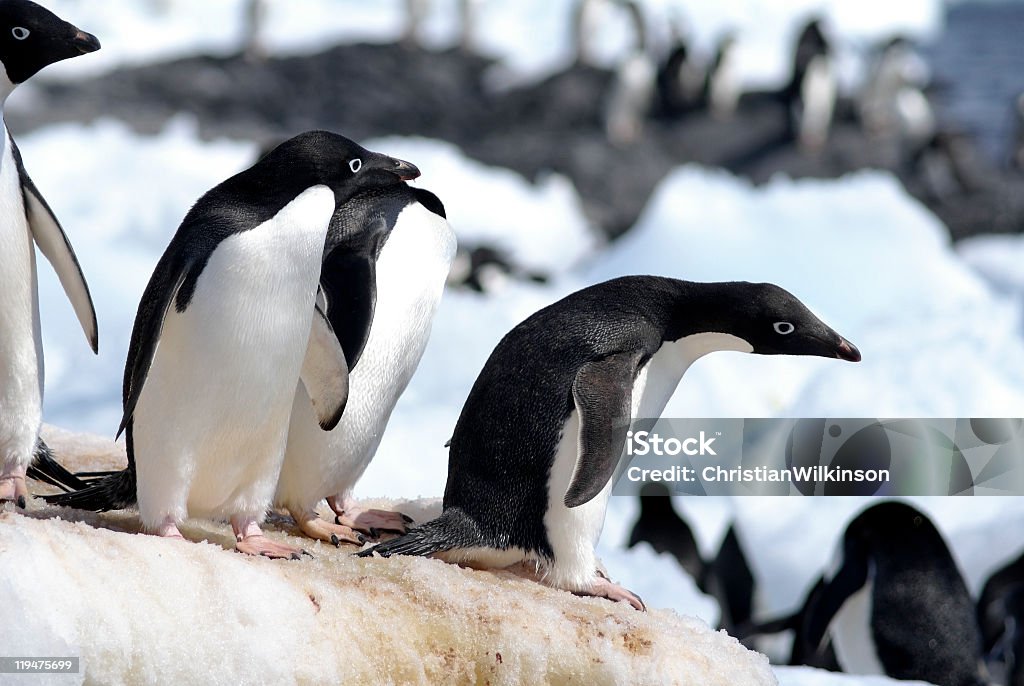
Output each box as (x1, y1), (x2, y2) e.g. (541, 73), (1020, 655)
(41, 467), (137, 512)
(358, 509), (481, 559)
(26, 438), (88, 492)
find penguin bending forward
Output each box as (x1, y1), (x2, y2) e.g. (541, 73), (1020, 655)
(45, 132), (420, 559)
(274, 181), (456, 545)
(362, 276), (860, 608)
(0, 0), (100, 508)
(769, 502), (988, 686)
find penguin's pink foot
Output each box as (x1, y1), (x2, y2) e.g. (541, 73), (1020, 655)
(231, 516), (306, 560)
(155, 518), (185, 539)
(289, 508), (364, 546)
(327, 495), (412, 538)
(0, 463), (28, 510)
(574, 575), (646, 612)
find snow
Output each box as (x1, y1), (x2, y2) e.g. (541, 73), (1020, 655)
(0, 499), (777, 686)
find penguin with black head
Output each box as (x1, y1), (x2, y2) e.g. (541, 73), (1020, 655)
(45, 132), (420, 559)
(363, 276), (860, 608)
(0, 0), (100, 509)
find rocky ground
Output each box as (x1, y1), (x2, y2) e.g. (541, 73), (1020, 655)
(12, 41), (1024, 242)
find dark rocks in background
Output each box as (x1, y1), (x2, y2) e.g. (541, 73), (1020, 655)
(11, 40), (1024, 242)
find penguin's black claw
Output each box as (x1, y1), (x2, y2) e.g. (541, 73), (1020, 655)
(357, 533), (366, 545)
(16, 495), (26, 509)
(330, 534), (340, 548)
(334, 515), (342, 526)
(300, 549), (313, 559)
(402, 514), (414, 524)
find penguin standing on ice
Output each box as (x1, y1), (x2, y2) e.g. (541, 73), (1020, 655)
(780, 502), (988, 686)
(604, 0), (655, 146)
(273, 181), (455, 545)
(654, 19), (705, 120)
(0, 0), (100, 509)
(362, 276), (860, 608)
(45, 132), (421, 559)
(705, 32), (741, 120)
(787, 19), (836, 153)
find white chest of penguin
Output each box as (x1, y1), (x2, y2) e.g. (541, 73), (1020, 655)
(0, 126), (35, 332)
(0, 124), (43, 451)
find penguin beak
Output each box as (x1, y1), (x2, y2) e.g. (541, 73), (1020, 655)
(835, 337), (861, 362)
(392, 158), (421, 182)
(71, 30), (101, 55)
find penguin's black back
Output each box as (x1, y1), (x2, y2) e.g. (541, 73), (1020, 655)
(443, 276), (694, 556)
(848, 503), (986, 686)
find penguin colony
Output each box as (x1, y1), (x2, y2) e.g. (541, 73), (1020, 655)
(0, 4), (1004, 682)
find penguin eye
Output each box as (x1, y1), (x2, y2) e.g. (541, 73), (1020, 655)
(348, 158), (363, 173)
(774, 322), (795, 335)
(11, 27), (29, 40)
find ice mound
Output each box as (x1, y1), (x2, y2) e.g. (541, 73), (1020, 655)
(3, 429), (776, 686)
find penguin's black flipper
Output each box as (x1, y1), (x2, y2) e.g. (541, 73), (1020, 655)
(798, 536), (870, 665)
(411, 188), (446, 219)
(319, 246), (377, 371)
(564, 351), (642, 508)
(119, 262), (191, 441)
(705, 525), (756, 633)
(358, 509), (483, 558)
(26, 438), (87, 492)
(299, 302), (349, 430)
(10, 139), (99, 354)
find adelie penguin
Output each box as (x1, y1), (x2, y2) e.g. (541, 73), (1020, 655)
(753, 502), (989, 686)
(45, 131), (420, 559)
(273, 173), (456, 545)
(787, 18), (836, 153)
(362, 276), (860, 609)
(0, 0), (100, 510)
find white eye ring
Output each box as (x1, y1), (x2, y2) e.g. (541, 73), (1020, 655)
(774, 322), (795, 335)
(11, 27), (29, 40)
(349, 158), (362, 173)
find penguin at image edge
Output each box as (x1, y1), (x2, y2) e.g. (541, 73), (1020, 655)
(759, 501), (989, 686)
(361, 276), (860, 609)
(0, 0), (100, 508)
